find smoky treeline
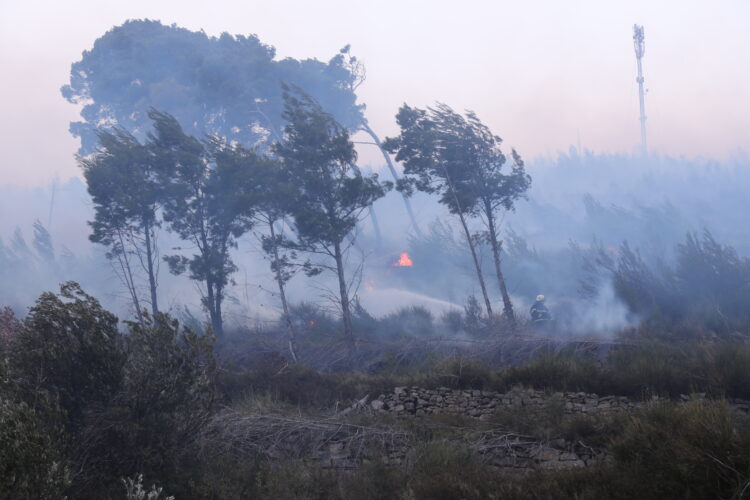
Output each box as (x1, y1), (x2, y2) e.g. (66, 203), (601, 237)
(5, 18), (750, 499)
(2, 19), (750, 347)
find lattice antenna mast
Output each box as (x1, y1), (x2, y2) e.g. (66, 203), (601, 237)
(633, 24), (648, 156)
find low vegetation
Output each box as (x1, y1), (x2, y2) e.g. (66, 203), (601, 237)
(2, 282), (750, 498)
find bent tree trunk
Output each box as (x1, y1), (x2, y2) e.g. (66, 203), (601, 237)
(361, 121), (422, 238)
(486, 205), (516, 328)
(334, 241), (356, 353)
(269, 221), (299, 363)
(115, 230), (144, 324)
(456, 211), (494, 319)
(439, 163), (493, 319)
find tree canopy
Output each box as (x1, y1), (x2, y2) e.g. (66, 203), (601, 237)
(80, 127), (162, 317)
(384, 103), (530, 326)
(149, 110), (260, 336)
(62, 19), (364, 154)
(273, 86), (391, 350)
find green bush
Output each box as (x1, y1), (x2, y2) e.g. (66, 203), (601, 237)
(379, 306), (436, 339)
(0, 397), (69, 499)
(9, 282), (125, 431)
(100, 313), (216, 496)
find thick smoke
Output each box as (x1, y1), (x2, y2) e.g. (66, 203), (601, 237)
(2, 150), (748, 338)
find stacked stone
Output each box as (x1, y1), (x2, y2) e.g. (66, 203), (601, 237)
(370, 386), (636, 418)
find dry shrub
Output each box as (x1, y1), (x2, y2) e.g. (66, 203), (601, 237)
(610, 400), (750, 499)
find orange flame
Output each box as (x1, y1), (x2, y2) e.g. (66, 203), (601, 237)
(394, 252), (413, 267)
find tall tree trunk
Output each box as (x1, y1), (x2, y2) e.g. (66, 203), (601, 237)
(438, 163), (494, 319)
(143, 220), (159, 315)
(269, 221), (299, 363)
(485, 203), (516, 328)
(205, 273), (222, 336)
(361, 121), (422, 237)
(367, 206), (383, 249)
(352, 165), (383, 249)
(116, 230), (143, 324)
(334, 241), (356, 353)
(456, 211), (494, 318)
(214, 283), (223, 336)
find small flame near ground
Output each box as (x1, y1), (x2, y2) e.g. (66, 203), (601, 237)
(394, 252), (413, 267)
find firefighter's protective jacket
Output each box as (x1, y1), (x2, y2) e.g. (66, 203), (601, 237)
(530, 301), (552, 323)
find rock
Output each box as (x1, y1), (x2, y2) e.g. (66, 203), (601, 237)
(551, 438), (567, 449)
(371, 400), (385, 411)
(532, 447), (560, 462)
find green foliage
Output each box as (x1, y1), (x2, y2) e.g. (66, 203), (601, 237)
(611, 401), (750, 499)
(3, 284), (219, 498)
(384, 103), (530, 322)
(63, 20), (364, 155)
(150, 111), (261, 335)
(81, 129), (160, 248)
(274, 86), (390, 250)
(463, 294), (488, 336)
(105, 313), (216, 485)
(379, 305), (436, 339)
(80, 127), (162, 316)
(498, 340), (750, 400)
(0, 306), (20, 349)
(273, 86), (391, 347)
(32, 219), (55, 263)
(10, 282), (124, 430)
(405, 441), (495, 499)
(585, 231), (750, 334)
(0, 398), (70, 499)
(122, 474), (174, 500)
(339, 459), (406, 500)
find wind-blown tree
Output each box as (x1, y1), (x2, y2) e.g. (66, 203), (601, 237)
(80, 128), (162, 319)
(249, 155), (305, 362)
(273, 86), (391, 352)
(384, 104), (530, 326)
(150, 111), (257, 336)
(447, 107), (531, 325)
(62, 19), (363, 155)
(32, 220), (54, 264)
(62, 20), (422, 236)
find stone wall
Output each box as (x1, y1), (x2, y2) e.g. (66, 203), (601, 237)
(369, 386), (637, 419)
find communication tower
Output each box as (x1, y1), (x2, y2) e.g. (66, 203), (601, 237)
(633, 25), (648, 156)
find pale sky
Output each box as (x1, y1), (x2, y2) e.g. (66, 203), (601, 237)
(1, 0), (749, 186)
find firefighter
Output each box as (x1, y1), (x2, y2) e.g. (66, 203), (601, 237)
(530, 294), (553, 326)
